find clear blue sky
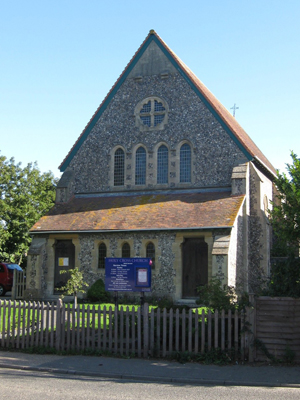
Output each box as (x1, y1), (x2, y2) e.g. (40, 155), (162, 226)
(1, 0), (299, 178)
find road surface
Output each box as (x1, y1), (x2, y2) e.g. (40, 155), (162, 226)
(0, 368), (299, 400)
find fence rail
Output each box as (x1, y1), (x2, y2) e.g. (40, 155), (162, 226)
(0, 300), (248, 359)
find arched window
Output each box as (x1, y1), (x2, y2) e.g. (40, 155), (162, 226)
(135, 147), (146, 185)
(157, 145), (168, 184)
(114, 148), (124, 186)
(146, 242), (155, 269)
(122, 242), (130, 258)
(180, 143), (191, 183)
(98, 243), (107, 269)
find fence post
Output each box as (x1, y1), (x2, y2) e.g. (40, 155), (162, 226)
(247, 293), (256, 362)
(11, 270), (16, 301)
(56, 298), (63, 351)
(143, 303), (149, 358)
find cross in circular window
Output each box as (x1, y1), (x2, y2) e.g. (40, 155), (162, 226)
(140, 99), (166, 128)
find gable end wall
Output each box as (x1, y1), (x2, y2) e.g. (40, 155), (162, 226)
(66, 72), (248, 194)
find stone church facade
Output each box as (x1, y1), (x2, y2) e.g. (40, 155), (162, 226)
(27, 30), (276, 301)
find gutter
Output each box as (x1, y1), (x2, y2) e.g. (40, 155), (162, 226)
(30, 226), (233, 235)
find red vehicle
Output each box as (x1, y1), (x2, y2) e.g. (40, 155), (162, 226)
(0, 263), (23, 296)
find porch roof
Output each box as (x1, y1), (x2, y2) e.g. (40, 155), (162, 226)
(30, 191), (245, 233)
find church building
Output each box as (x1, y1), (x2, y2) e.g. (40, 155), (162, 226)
(27, 30), (276, 301)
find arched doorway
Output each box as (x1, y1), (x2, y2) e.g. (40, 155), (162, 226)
(182, 238), (208, 298)
(54, 240), (75, 293)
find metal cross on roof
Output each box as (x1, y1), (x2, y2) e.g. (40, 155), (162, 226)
(230, 103), (239, 117)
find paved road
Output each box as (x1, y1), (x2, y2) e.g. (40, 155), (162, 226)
(1, 351), (300, 388)
(1, 368), (300, 400)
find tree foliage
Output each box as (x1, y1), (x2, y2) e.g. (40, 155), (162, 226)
(59, 268), (88, 307)
(0, 153), (57, 264)
(265, 256), (300, 297)
(269, 151), (300, 256)
(265, 151), (300, 297)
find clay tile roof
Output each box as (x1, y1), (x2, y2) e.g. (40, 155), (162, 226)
(59, 30), (276, 176)
(152, 31), (276, 175)
(30, 191), (245, 233)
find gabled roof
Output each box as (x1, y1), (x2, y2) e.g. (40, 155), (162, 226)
(59, 30), (276, 176)
(30, 191), (245, 233)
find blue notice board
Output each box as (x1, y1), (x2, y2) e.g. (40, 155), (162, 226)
(105, 258), (152, 292)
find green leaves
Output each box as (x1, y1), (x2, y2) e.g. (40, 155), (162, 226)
(270, 151), (300, 256)
(0, 152), (57, 264)
(59, 268), (88, 307)
(59, 268), (88, 296)
(266, 151), (300, 297)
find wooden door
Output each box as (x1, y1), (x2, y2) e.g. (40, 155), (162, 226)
(54, 240), (75, 293)
(182, 238), (208, 298)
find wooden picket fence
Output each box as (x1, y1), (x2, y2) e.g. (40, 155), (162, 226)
(252, 296), (300, 362)
(0, 300), (249, 359)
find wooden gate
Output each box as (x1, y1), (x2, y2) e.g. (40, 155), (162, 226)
(11, 270), (26, 300)
(253, 296), (300, 362)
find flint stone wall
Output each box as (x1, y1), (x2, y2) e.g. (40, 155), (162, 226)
(66, 72), (247, 194)
(79, 231), (176, 296)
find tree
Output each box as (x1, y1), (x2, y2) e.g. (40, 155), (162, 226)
(266, 151), (300, 297)
(59, 268), (88, 307)
(0, 153), (57, 264)
(269, 151), (300, 256)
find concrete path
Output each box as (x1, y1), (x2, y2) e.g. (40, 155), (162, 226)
(0, 351), (300, 387)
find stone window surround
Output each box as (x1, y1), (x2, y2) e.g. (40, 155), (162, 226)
(121, 241), (131, 258)
(132, 144), (148, 188)
(110, 140), (194, 189)
(109, 145), (128, 188)
(90, 238), (160, 273)
(114, 147), (125, 186)
(176, 140), (195, 186)
(98, 242), (107, 269)
(134, 96), (169, 132)
(140, 239), (159, 272)
(152, 141), (171, 187)
(93, 239), (110, 270)
(146, 241), (156, 268)
(118, 239), (134, 258)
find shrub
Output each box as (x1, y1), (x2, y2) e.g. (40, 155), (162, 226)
(264, 256), (300, 297)
(196, 277), (249, 312)
(86, 279), (111, 303)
